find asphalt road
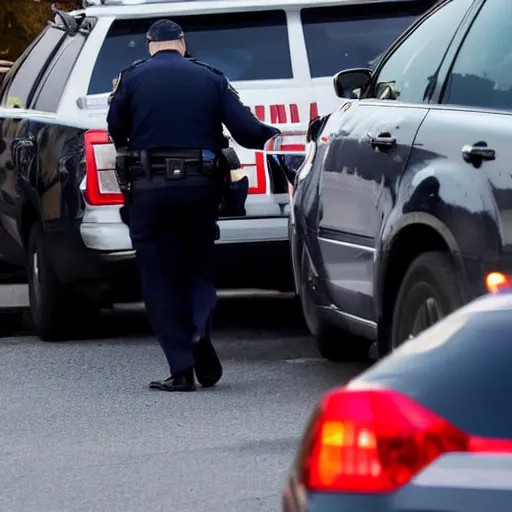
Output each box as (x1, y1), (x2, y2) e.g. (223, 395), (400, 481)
(0, 290), (371, 512)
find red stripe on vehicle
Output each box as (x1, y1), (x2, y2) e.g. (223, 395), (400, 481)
(245, 152), (266, 194)
(290, 104), (300, 123)
(255, 105), (265, 121)
(277, 104), (287, 123)
(310, 102), (319, 121)
(270, 105), (279, 124)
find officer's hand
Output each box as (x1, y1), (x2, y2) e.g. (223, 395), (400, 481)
(270, 127), (282, 138)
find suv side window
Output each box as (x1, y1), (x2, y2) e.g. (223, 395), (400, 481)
(88, 10), (292, 95)
(32, 33), (87, 113)
(370, 0), (473, 103)
(443, 0), (512, 111)
(300, 1), (437, 78)
(1, 27), (65, 109)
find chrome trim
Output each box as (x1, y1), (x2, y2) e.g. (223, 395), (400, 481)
(103, 250), (136, 257)
(318, 236), (376, 253)
(215, 238), (286, 245)
(326, 304), (377, 328)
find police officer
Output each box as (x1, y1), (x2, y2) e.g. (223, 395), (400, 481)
(106, 20), (280, 392)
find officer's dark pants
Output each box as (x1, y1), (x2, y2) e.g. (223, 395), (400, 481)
(128, 183), (217, 376)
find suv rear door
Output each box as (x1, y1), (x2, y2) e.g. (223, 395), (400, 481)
(414, 0), (512, 276)
(0, 25), (66, 264)
(86, 9), (299, 218)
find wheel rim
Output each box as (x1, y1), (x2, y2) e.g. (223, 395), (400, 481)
(393, 295), (443, 349)
(410, 297), (442, 337)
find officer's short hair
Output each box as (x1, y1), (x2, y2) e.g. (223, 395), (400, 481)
(147, 20), (185, 43)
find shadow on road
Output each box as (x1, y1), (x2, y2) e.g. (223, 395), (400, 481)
(0, 295), (308, 340)
(0, 296), (372, 375)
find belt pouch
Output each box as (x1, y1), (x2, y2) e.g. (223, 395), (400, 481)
(165, 158), (187, 180)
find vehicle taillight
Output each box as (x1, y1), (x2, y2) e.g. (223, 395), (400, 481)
(84, 130), (124, 206)
(301, 388), (512, 494)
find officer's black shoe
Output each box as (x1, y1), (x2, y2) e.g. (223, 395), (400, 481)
(149, 367), (196, 392)
(193, 334), (223, 388)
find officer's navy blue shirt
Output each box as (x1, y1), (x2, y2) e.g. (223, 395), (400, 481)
(107, 50), (279, 154)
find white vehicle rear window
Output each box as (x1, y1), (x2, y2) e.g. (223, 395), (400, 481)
(88, 10), (292, 94)
(301, 0), (437, 78)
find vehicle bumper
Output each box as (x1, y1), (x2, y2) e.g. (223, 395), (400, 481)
(283, 453), (512, 512)
(78, 205), (291, 251)
(46, 212), (293, 303)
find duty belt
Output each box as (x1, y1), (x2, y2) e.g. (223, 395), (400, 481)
(126, 148), (215, 182)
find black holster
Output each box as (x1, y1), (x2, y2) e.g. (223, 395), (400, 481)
(217, 148), (244, 217)
(115, 149), (133, 226)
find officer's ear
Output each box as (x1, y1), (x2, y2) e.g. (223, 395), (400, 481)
(178, 37), (186, 56)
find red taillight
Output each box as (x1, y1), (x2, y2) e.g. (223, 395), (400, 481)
(84, 130), (124, 206)
(301, 388), (512, 494)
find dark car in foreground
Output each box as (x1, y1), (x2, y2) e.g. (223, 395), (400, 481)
(276, 0), (512, 361)
(282, 288), (512, 512)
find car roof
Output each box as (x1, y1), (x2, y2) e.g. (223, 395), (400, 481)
(78, 0), (413, 17)
(461, 287), (512, 314)
(347, 288), (512, 438)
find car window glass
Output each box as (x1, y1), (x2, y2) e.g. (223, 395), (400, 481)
(443, 0), (512, 111)
(33, 33), (87, 113)
(301, 0), (437, 78)
(88, 10), (292, 95)
(372, 0), (473, 103)
(1, 27), (65, 109)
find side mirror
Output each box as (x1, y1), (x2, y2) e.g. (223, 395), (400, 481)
(333, 68), (372, 99)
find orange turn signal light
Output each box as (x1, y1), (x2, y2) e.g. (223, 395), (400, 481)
(485, 272), (511, 293)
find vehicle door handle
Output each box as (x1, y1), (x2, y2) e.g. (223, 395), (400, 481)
(462, 143), (495, 164)
(369, 132), (396, 149)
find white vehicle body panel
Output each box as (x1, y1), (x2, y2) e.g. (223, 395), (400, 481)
(55, 0), (349, 250)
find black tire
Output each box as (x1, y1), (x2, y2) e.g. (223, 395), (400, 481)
(299, 244), (369, 361)
(27, 222), (98, 341)
(391, 251), (464, 350)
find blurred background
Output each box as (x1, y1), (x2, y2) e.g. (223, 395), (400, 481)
(0, 0), (82, 62)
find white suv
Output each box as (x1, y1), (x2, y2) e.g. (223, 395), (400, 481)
(0, 0), (430, 339)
